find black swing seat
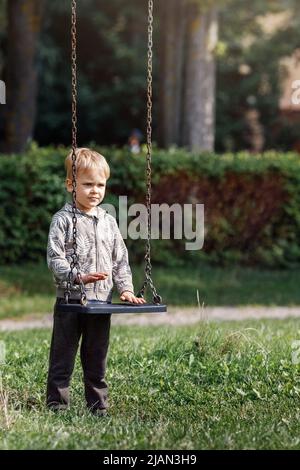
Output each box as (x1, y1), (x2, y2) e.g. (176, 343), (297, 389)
(55, 300), (167, 315)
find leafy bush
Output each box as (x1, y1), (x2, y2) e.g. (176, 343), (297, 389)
(1, 144), (300, 267)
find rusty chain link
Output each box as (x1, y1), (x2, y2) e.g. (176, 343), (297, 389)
(137, 0), (162, 304)
(65, 0), (161, 305)
(64, 0), (86, 305)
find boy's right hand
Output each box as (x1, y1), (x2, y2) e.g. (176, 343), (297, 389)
(76, 272), (108, 284)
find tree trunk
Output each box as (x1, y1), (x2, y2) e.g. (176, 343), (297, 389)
(158, 0), (186, 147)
(4, 0), (44, 153)
(183, 4), (218, 152)
(158, 1), (218, 151)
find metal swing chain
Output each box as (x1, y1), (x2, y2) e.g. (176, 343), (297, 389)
(138, 0), (162, 304)
(65, 0), (160, 305)
(64, 0), (86, 305)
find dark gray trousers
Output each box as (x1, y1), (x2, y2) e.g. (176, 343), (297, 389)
(46, 299), (111, 411)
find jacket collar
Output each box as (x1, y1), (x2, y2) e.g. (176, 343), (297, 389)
(63, 202), (106, 220)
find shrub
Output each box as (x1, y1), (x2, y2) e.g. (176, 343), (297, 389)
(1, 144), (300, 267)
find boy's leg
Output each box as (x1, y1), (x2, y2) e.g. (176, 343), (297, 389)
(80, 313), (111, 412)
(46, 301), (82, 409)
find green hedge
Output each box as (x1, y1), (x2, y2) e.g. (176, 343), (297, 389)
(1, 143), (300, 268)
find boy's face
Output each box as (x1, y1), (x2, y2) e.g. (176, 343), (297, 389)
(66, 168), (107, 213)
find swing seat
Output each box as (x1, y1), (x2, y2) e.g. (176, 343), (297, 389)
(55, 300), (167, 315)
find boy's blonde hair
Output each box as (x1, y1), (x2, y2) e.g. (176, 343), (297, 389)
(65, 148), (110, 180)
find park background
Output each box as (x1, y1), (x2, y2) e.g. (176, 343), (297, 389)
(1, 0), (300, 450)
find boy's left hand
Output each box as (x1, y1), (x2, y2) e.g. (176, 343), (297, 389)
(120, 291), (146, 304)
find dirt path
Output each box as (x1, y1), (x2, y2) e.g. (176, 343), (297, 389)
(1, 306), (300, 331)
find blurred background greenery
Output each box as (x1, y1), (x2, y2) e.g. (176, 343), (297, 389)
(1, 0), (300, 313)
(1, 0), (300, 152)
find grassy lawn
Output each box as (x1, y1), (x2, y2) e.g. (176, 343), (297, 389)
(1, 262), (300, 319)
(0, 319), (300, 449)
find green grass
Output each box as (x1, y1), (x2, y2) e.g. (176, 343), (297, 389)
(1, 262), (300, 319)
(1, 319), (300, 449)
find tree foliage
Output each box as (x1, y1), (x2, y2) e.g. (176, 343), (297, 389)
(36, 0), (153, 147)
(216, 0), (300, 151)
(1, 0), (300, 150)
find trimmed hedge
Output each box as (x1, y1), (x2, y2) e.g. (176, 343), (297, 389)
(1, 143), (300, 267)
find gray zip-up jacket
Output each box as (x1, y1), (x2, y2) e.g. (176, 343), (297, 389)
(47, 202), (134, 301)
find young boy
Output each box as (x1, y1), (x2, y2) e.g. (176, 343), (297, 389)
(46, 148), (145, 416)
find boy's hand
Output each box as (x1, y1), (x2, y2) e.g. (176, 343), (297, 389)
(120, 291), (146, 304)
(77, 272), (108, 284)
